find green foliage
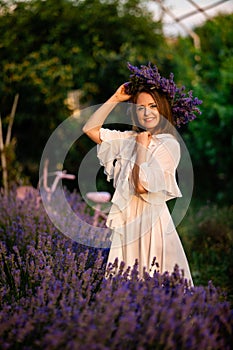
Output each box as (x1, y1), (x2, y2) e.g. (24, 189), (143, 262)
(0, 1), (232, 202)
(177, 14), (233, 203)
(0, 0), (167, 185)
(0, 139), (30, 186)
(178, 203), (233, 303)
(0, 0), (164, 106)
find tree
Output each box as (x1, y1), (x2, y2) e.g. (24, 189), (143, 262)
(0, 0), (167, 185)
(171, 14), (233, 203)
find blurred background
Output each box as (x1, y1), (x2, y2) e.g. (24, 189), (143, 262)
(0, 0), (232, 297)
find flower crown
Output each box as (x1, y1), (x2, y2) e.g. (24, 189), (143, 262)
(124, 62), (202, 127)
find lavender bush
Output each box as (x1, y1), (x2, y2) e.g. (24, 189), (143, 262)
(0, 190), (232, 350)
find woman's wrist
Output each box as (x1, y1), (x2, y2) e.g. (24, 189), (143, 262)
(108, 84), (131, 103)
(107, 95), (122, 104)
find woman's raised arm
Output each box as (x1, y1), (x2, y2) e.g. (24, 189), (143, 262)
(82, 84), (131, 144)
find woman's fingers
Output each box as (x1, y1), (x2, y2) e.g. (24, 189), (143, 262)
(114, 83), (131, 101)
(136, 131), (151, 147)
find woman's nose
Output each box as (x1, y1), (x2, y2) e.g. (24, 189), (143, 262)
(144, 107), (150, 116)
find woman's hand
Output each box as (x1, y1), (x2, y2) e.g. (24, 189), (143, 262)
(136, 131), (151, 148)
(109, 83), (132, 103)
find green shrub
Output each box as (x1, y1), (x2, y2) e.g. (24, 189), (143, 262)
(178, 203), (233, 302)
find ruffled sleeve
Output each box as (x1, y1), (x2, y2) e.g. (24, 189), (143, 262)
(139, 135), (182, 202)
(97, 128), (134, 182)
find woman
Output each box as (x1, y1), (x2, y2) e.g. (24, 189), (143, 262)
(83, 63), (202, 284)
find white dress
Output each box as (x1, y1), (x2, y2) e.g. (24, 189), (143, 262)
(97, 128), (193, 284)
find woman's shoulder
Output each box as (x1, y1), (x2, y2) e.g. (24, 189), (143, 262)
(152, 133), (178, 144)
(151, 133), (180, 155)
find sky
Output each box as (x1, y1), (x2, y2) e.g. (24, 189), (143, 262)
(148, 0), (233, 36)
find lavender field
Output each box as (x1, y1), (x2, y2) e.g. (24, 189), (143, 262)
(0, 190), (232, 350)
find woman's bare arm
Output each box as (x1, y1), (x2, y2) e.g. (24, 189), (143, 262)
(82, 84), (131, 144)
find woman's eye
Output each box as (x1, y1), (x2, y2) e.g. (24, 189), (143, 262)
(137, 106), (144, 111)
(136, 104), (157, 112)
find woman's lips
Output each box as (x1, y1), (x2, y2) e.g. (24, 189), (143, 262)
(144, 117), (155, 122)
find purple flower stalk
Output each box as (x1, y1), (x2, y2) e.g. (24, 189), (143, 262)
(0, 189), (232, 349)
(125, 62), (202, 127)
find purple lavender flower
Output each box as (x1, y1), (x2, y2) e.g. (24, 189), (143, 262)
(125, 62), (202, 127)
(0, 189), (232, 349)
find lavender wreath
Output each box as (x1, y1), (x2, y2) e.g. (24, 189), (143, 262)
(124, 62), (202, 127)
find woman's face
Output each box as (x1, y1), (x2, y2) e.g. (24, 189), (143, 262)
(136, 92), (160, 133)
